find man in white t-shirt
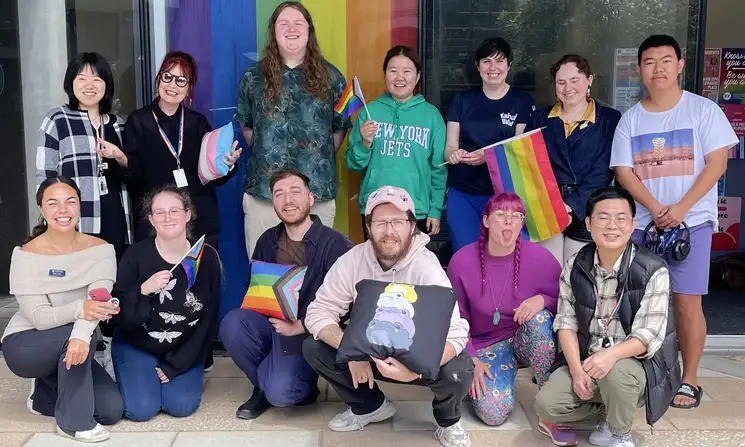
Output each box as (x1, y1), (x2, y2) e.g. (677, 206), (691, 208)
(610, 34), (738, 411)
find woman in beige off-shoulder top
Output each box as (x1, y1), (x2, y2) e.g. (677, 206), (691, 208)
(1, 176), (124, 443)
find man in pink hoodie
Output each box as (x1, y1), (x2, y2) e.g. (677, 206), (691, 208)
(303, 186), (473, 447)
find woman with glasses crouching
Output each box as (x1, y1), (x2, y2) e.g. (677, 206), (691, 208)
(446, 193), (562, 430)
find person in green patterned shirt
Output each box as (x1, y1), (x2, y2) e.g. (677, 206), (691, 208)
(236, 1), (351, 257)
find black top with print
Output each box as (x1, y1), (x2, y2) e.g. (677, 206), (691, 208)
(111, 237), (221, 379)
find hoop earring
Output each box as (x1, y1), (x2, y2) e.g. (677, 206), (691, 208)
(185, 96), (193, 108)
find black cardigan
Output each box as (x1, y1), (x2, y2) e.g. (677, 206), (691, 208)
(123, 101), (235, 240)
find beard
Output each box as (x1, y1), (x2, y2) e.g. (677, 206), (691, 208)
(275, 201), (311, 226)
(372, 232), (414, 265)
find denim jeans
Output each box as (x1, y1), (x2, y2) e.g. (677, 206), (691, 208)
(112, 335), (204, 421)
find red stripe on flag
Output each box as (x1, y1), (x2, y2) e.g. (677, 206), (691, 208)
(529, 131), (570, 231)
(484, 147), (505, 193)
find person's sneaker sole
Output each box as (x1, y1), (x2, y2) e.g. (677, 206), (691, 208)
(538, 421), (578, 447)
(26, 379), (41, 416)
(56, 425), (110, 443)
(328, 402), (397, 432)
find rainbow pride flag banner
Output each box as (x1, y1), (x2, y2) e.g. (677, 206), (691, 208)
(170, 235), (206, 289)
(335, 76), (366, 117)
(484, 128), (570, 242)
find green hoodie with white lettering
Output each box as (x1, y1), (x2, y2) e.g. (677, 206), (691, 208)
(346, 93), (447, 220)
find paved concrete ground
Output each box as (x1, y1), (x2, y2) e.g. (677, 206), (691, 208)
(1, 356), (745, 446)
(2, 297), (745, 446)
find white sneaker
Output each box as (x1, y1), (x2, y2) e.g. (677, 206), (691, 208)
(610, 432), (635, 447)
(26, 379), (41, 416)
(56, 423), (110, 443)
(98, 336), (116, 381)
(589, 421), (613, 446)
(327, 399), (396, 432)
(435, 421), (471, 447)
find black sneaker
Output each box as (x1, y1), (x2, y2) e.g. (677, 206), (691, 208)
(204, 353), (214, 373)
(236, 388), (271, 420)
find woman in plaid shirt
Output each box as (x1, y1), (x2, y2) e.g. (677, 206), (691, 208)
(36, 52), (134, 262)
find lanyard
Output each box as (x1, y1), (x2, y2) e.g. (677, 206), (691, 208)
(91, 117), (105, 177)
(596, 245), (635, 334)
(151, 109), (184, 169)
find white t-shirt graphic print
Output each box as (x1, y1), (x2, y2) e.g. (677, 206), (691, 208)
(610, 91), (738, 229)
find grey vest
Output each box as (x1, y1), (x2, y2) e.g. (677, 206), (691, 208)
(551, 242), (681, 427)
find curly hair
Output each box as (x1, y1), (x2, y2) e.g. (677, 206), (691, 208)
(260, 2), (331, 109)
(478, 193), (526, 295)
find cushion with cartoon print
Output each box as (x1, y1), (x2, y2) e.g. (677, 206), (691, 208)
(336, 279), (457, 381)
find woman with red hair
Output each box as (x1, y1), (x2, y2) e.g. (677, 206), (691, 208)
(123, 51), (241, 248)
(124, 51), (240, 373)
(447, 193), (564, 431)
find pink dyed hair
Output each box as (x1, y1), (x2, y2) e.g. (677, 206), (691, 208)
(478, 192), (526, 294)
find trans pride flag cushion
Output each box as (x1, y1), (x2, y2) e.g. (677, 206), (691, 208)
(241, 261), (306, 321)
(198, 121), (234, 185)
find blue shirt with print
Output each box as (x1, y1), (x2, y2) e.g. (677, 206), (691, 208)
(446, 87), (534, 196)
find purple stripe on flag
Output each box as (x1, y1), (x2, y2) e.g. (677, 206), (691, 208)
(167, 2), (213, 124)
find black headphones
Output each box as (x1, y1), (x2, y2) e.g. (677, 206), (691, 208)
(642, 220), (691, 262)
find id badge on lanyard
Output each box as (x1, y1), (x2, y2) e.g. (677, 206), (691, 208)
(152, 109), (187, 188)
(94, 120), (109, 196)
(595, 246), (635, 350)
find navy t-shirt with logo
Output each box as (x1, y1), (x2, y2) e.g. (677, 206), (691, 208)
(446, 87), (535, 196)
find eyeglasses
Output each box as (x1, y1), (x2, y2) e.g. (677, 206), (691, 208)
(591, 213), (631, 228)
(370, 219), (410, 232)
(160, 71), (189, 88)
(151, 208), (186, 220)
(491, 210), (525, 223)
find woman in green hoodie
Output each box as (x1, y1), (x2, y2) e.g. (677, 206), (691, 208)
(346, 45), (448, 239)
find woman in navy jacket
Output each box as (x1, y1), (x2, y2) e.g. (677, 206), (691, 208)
(532, 54), (621, 265)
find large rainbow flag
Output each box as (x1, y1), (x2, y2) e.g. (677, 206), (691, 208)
(484, 128), (570, 242)
(167, 0), (418, 319)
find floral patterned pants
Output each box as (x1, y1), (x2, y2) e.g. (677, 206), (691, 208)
(471, 310), (557, 426)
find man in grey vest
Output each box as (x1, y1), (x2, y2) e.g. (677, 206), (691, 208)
(535, 186), (680, 447)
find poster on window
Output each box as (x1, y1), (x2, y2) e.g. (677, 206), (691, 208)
(712, 196), (742, 251)
(613, 48), (643, 113)
(719, 48), (745, 104)
(703, 48), (721, 101)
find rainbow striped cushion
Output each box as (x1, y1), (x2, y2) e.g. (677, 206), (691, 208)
(198, 121), (234, 185)
(241, 261), (307, 321)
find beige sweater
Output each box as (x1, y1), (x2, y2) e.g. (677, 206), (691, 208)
(305, 233), (470, 355)
(2, 244), (117, 344)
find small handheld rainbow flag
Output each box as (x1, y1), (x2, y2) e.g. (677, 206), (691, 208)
(483, 128), (570, 242)
(335, 76), (370, 119)
(169, 234), (206, 289)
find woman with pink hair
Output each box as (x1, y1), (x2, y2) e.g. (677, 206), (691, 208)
(447, 193), (565, 431)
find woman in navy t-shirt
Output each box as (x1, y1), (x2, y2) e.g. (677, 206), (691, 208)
(445, 37), (534, 254)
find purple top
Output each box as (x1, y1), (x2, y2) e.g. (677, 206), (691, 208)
(447, 241), (561, 357)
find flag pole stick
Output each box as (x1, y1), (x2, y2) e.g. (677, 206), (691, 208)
(169, 234), (206, 274)
(436, 127), (546, 167)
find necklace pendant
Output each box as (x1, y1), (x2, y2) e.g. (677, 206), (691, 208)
(493, 310), (501, 325)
